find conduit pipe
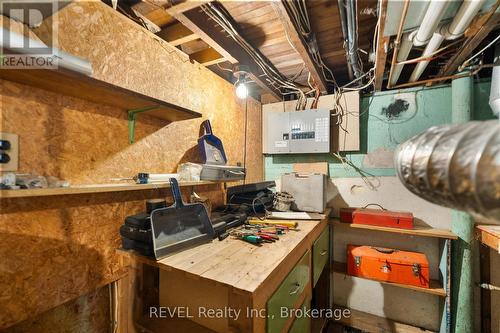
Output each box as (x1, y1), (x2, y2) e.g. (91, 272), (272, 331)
(338, 0), (363, 80)
(409, 0), (486, 82)
(337, 0), (354, 81)
(389, 0), (449, 86)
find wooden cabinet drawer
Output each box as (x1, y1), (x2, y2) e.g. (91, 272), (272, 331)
(267, 250), (311, 333)
(312, 227), (329, 286)
(288, 297), (311, 333)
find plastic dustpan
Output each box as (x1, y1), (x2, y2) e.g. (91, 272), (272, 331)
(198, 119), (227, 165)
(150, 178), (215, 260)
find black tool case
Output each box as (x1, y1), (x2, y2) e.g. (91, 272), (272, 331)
(120, 224), (152, 243)
(121, 237), (154, 257)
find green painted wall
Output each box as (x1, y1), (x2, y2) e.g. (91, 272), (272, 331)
(264, 80), (495, 180)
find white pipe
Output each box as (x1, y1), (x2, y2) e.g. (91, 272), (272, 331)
(444, 0), (486, 40)
(389, 32), (414, 86)
(389, 0), (448, 86)
(409, 32), (445, 82)
(490, 44), (500, 118)
(413, 0), (450, 47)
(409, 0), (486, 82)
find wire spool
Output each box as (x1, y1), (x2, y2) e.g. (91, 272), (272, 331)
(273, 192), (294, 212)
(395, 120), (500, 222)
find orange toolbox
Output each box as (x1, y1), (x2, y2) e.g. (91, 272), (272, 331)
(339, 205), (414, 230)
(347, 245), (430, 288)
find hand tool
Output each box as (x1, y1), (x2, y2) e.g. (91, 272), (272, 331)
(247, 218), (298, 228)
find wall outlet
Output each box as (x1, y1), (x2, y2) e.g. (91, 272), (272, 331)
(0, 132), (19, 172)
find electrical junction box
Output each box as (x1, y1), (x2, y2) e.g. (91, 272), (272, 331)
(0, 132), (18, 172)
(262, 108), (330, 154)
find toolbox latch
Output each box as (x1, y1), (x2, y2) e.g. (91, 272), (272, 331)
(412, 263), (421, 277)
(354, 256), (361, 267)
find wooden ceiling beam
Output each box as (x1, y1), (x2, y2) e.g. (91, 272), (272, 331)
(172, 6), (282, 101)
(271, 1), (328, 92)
(190, 47), (225, 66)
(156, 22), (198, 46)
(165, 0), (212, 16)
(439, 4), (500, 76)
(374, 0), (389, 91)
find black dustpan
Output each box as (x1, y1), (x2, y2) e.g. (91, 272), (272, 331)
(150, 178), (215, 260)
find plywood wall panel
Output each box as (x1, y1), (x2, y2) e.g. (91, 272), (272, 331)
(0, 2), (262, 330)
(2, 286), (110, 333)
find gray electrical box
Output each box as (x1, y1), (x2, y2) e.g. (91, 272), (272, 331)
(263, 108), (330, 154)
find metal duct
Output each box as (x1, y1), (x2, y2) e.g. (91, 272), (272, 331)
(337, 0), (354, 80)
(338, 0), (363, 80)
(490, 43), (500, 117)
(395, 120), (500, 222)
(0, 27), (93, 75)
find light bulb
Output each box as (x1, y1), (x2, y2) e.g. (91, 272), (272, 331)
(235, 82), (248, 99)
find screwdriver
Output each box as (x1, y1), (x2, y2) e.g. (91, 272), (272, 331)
(240, 235), (263, 244)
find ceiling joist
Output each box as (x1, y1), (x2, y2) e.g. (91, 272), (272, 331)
(190, 47), (225, 66)
(156, 22), (198, 46)
(271, 1), (328, 92)
(172, 7), (282, 100)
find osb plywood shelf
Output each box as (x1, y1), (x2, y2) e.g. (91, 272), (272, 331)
(0, 181), (222, 198)
(333, 304), (436, 333)
(332, 261), (446, 297)
(0, 67), (202, 122)
(330, 218), (457, 240)
(476, 224), (500, 252)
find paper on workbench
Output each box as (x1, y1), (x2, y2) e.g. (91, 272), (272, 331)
(268, 211), (324, 220)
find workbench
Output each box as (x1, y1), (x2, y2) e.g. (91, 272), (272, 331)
(120, 211), (331, 333)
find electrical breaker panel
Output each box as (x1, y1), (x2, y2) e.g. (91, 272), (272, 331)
(263, 108), (330, 154)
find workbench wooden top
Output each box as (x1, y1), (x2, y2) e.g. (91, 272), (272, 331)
(120, 214), (329, 293)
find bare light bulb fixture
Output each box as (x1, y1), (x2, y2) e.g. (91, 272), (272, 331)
(235, 78), (248, 99)
(233, 64), (249, 99)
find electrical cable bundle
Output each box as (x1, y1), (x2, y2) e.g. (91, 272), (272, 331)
(281, 0), (339, 89)
(200, 2), (309, 109)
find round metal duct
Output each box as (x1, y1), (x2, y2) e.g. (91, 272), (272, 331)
(395, 120), (500, 222)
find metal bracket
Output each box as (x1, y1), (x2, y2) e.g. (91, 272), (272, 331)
(354, 256), (361, 267)
(127, 106), (161, 144)
(412, 263), (421, 277)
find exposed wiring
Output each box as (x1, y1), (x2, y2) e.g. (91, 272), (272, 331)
(216, 63), (233, 72)
(201, 2), (308, 109)
(397, 40), (462, 66)
(331, 152), (381, 190)
(459, 34), (500, 71)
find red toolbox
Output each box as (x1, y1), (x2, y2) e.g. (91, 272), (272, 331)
(347, 245), (430, 288)
(339, 205), (414, 229)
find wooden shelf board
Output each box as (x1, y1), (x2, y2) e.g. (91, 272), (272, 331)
(332, 304), (436, 333)
(332, 261), (446, 297)
(330, 218), (457, 240)
(0, 181), (222, 198)
(0, 66), (202, 122)
(476, 224), (500, 252)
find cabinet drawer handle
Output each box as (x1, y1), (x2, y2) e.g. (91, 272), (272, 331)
(289, 283), (301, 295)
(320, 249), (328, 256)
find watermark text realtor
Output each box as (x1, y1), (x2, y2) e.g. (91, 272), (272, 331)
(1, 0), (58, 69)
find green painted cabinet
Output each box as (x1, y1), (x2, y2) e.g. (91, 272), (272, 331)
(312, 228), (329, 286)
(267, 250), (311, 333)
(288, 297), (311, 333)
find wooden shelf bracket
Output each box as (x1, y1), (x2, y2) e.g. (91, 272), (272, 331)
(127, 106), (161, 144)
